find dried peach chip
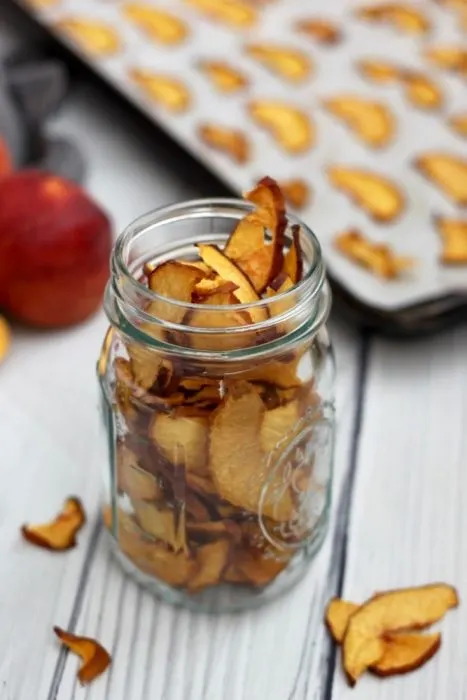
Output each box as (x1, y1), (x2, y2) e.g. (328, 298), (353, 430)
(343, 584), (458, 685)
(357, 59), (400, 83)
(187, 539), (231, 591)
(280, 179), (311, 209)
(56, 18), (122, 56)
(401, 71), (444, 110)
(355, 3), (430, 34)
(192, 277), (239, 298)
(187, 290), (252, 351)
(295, 18), (342, 45)
(147, 261), (205, 325)
(21, 497), (86, 551)
(325, 599), (359, 643)
(414, 152), (467, 206)
(260, 400), (300, 453)
(133, 501), (187, 553)
(239, 357), (301, 388)
(424, 45), (467, 76)
(245, 43), (312, 82)
(231, 546), (291, 586)
(117, 444), (162, 501)
(129, 68), (191, 112)
(248, 100), (315, 154)
(150, 413), (209, 475)
(198, 123), (250, 164)
(323, 95), (395, 148)
(434, 216), (467, 264)
(282, 226), (303, 283)
(123, 5), (189, 44)
(198, 60), (248, 92)
(53, 628), (111, 685)
(224, 215), (265, 260)
(328, 166), (405, 223)
(0, 315), (11, 365)
(184, 0), (257, 28)
(448, 112), (467, 138)
(188, 519), (240, 542)
(335, 229), (413, 279)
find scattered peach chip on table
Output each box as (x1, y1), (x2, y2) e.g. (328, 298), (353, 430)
(198, 124), (250, 163)
(328, 167), (405, 223)
(434, 216), (467, 264)
(248, 100), (315, 154)
(198, 60), (248, 93)
(335, 229), (413, 279)
(184, 0), (257, 28)
(342, 584), (458, 685)
(424, 45), (467, 76)
(0, 315), (11, 364)
(129, 68), (191, 112)
(56, 18), (122, 56)
(245, 43), (312, 82)
(295, 18), (342, 45)
(322, 96), (395, 148)
(355, 3), (431, 34)
(414, 153), (467, 206)
(123, 5), (189, 44)
(21, 497), (86, 551)
(448, 113), (467, 138)
(53, 627), (111, 685)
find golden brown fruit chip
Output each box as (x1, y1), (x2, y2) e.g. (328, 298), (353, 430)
(210, 383), (295, 520)
(186, 471), (218, 498)
(434, 216), (467, 264)
(133, 501), (187, 553)
(135, 542), (196, 586)
(260, 400), (300, 453)
(126, 344), (166, 391)
(424, 45), (467, 76)
(129, 68), (191, 112)
(123, 5), (189, 44)
(184, 0), (257, 27)
(53, 628), (111, 685)
(323, 95), (395, 148)
(449, 113), (467, 138)
(198, 60), (248, 92)
(187, 539), (230, 591)
(400, 71), (444, 111)
(234, 547), (291, 586)
(21, 497), (86, 551)
(328, 166), (405, 222)
(281, 179), (311, 209)
(357, 59), (400, 83)
(248, 101), (315, 154)
(224, 215), (265, 260)
(187, 290), (252, 351)
(343, 584), (458, 685)
(198, 123), (250, 164)
(245, 43), (312, 82)
(196, 244), (267, 321)
(147, 261), (205, 324)
(192, 276), (239, 298)
(187, 519), (240, 542)
(335, 229), (413, 279)
(282, 226), (303, 284)
(56, 18), (122, 56)
(239, 357), (301, 388)
(295, 18), (342, 45)
(355, 3), (430, 34)
(0, 315), (11, 365)
(246, 175), (287, 241)
(415, 152), (467, 206)
(97, 326), (113, 378)
(325, 599), (359, 643)
(150, 413), (209, 475)
(117, 444), (163, 501)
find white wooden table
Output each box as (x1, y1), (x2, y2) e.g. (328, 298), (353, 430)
(1, 8), (466, 700)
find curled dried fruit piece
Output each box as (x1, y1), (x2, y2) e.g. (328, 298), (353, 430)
(56, 18), (122, 56)
(97, 327), (113, 378)
(281, 179), (311, 209)
(0, 315), (11, 365)
(355, 3), (430, 34)
(424, 45), (467, 76)
(198, 124), (250, 164)
(434, 216), (467, 264)
(133, 501), (188, 553)
(343, 584), (458, 685)
(123, 5), (189, 44)
(187, 539), (231, 592)
(198, 60), (248, 93)
(187, 290), (252, 351)
(117, 443), (162, 501)
(53, 628), (111, 685)
(192, 277), (238, 298)
(147, 261), (205, 324)
(260, 400), (300, 452)
(129, 68), (191, 112)
(335, 229), (413, 279)
(295, 18), (342, 45)
(325, 598), (359, 643)
(323, 95), (395, 148)
(151, 413), (209, 475)
(357, 59), (400, 83)
(245, 43), (312, 82)
(283, 226), (303, 283)
(328, 166), (405, 222)
(448, 113), (467, 138)
(400, 71), (443, 111)
(414, 152), (467, 206)
(184, 0), (257, 27)
(248, 101), (315, 154)
(21, 497), (86, 551)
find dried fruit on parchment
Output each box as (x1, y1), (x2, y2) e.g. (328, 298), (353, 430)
(129, 68), (191, 112)
(434, 216), (467, 264)
(0, 315), (10, 365)
(357, 60), (444, 110)
(198, 60), (249, 93)
(325, 598), (442, 679)
(198, 124), (250, 163)
(56, 18), (122, 56)
(448, 113), (467, 138)
(248, 101), (315, 154)
(357, 58), (400, 83)
(414, 152), (467, 206)
(355, 3), (431, 34)
(322, 96), (395, 148)
(424, 45), (467, 77)
(342, 584), (458, 685)
(21, 497), (86, 551)
(54, 628), (111, 685)
(245, 43), (312, 82)
(335, 230), (413, 279)
(280, 179), (311, 209)
(328, 167), (405, 223)
(295, 18), (343, 45)
(123, 5), (189, 45)
(184, 0), (257, 28)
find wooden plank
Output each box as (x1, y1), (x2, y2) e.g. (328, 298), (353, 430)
(330, 326), (467, 699)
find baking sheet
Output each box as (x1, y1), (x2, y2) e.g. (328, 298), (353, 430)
(15, 0), (467, 312)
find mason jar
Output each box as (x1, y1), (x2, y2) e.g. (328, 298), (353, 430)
(97, 198), (335, 612)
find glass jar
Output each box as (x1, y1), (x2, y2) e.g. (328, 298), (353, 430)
(97, 198), (335, 612)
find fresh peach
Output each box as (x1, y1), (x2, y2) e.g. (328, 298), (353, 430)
(0, 170), (113, 327)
